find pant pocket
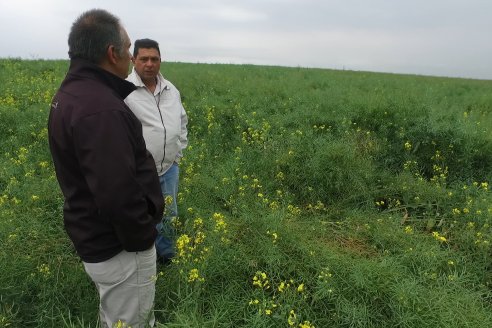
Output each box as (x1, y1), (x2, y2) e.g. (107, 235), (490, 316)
(83, 252), (126, 285)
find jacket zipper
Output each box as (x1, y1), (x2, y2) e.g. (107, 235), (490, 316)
(153, 88), (167, 174)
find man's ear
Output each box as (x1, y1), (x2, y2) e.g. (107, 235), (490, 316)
(131, 56), (136, 64)
(106, 45), (119, 64)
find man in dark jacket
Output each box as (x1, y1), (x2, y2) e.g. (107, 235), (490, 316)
(48, 9), (163, 328)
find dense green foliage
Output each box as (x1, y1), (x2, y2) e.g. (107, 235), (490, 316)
(1, 58), (491, 327)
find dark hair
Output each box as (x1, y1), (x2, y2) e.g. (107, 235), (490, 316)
(133, 38), (161, 58)
(68, 9), (125, 63)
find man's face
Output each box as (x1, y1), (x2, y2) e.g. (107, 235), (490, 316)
(132, 47), (161, 83)
(115, 28), (132, 79)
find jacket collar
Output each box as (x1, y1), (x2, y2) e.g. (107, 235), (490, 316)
(68, 58), (137, 99)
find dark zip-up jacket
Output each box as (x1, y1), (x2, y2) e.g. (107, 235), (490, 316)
(48, 59), (164, 263)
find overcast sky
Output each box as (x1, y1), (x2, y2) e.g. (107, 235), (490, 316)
(1, 0), (491, 80)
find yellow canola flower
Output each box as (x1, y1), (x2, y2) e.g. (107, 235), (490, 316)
(318, 270), (333, 280)
(288, 310), (297, 326)
(188, 268), (205, 283)
(267, 230), (278, 243)
(276, 172), (285, 180)
(113, 320), (131, 328)
(176, 234), (191, 257)
(248, 299), (259, 305)
(299, 321), (315, 328)
(278, 281), (288, 292)
(287, 204), (301, 216)
(194, 231), (206, 245)
(39, 161), (49, 168)
(193, 217), (203, 229)
(37, 263), (51, 278)
(432, 231), (447, 243)
(164, 195), (174, 206)
(252, 271), (270, 290)
(213, 212), (228, 233)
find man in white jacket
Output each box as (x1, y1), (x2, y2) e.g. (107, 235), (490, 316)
(125, 38), (188, 263)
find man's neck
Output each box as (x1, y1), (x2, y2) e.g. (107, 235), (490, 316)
(144, 77), (158, 93)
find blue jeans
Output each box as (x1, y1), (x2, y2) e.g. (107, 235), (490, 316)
(155, 163), (179, 260)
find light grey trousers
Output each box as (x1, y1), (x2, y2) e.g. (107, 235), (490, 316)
(83, 246), (157, 328)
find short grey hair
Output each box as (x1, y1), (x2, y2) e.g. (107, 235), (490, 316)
(68, 9), (125, 63)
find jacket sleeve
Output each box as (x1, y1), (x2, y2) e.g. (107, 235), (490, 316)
(177, 97), (188, 161)
(72, 110), (162, 251)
